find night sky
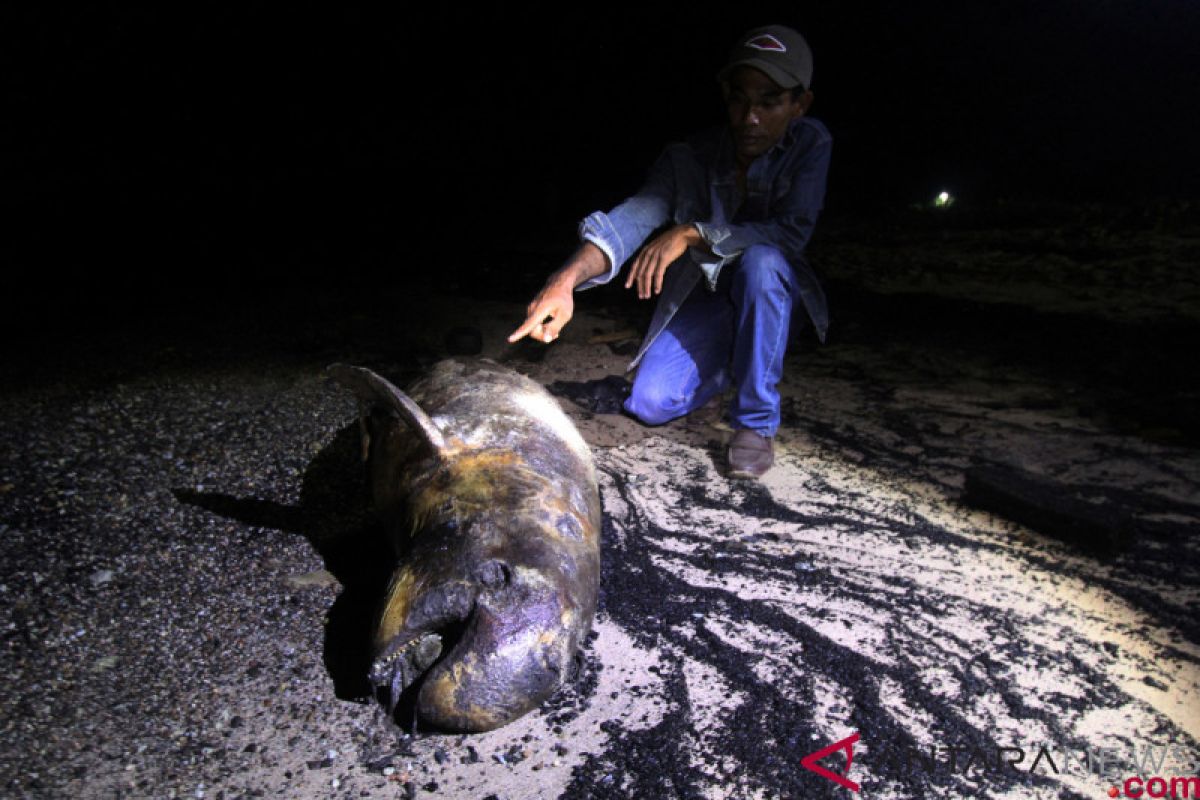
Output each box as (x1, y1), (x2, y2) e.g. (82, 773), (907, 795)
(5, 3), (1197, 322)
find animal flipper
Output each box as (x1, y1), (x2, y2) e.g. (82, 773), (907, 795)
(326, 364), (447, 454)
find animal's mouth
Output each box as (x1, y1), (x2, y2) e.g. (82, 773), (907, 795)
(369, 631), (442, 716)
(369, 584), (476, 720)
(369, 561), (571, 731)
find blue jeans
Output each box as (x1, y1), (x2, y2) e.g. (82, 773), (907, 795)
(622, 244), (803, 437)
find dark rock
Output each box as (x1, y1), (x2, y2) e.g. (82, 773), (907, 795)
(366, 756), (393, 773)
(962, 463), (1134, 554)
(547, 375), (631, 414)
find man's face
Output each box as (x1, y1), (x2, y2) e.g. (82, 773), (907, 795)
(724, 66), (812, 166)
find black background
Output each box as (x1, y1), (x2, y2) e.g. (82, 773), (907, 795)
(4, 3), (1198, 322)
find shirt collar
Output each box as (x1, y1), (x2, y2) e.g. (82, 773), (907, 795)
(717, 115), (806, 176)
(771, 115), (805, 154)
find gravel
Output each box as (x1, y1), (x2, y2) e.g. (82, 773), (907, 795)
(3, 237), (1198, 798)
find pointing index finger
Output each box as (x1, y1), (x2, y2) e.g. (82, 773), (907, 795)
(509, 303), (556, 343)
(507, 315), (539, 343)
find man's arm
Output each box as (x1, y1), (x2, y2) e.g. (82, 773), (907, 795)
(573, 145), (680, 291)
(507, 242), (610, 344)
(509, 145), (681, 343)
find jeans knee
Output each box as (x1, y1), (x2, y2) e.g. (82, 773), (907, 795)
(736, 245), (791, 295)
(624, 383), (684, 426)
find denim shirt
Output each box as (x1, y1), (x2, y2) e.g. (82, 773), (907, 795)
(575, 115), (832, 371)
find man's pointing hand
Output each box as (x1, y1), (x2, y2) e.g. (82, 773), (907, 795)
(508, 286), (574, 344)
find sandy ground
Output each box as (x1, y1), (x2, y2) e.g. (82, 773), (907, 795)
(2, 211), (1199, 798)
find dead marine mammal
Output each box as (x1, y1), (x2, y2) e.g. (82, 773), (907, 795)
(327, 358), (601, 732)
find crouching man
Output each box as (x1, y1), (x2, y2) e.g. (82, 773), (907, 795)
(510, 25), (832, 479)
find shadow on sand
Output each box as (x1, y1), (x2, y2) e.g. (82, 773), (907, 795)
(173, 423), (393, 703)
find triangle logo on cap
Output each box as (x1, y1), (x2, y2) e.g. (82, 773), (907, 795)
(746, 34), (786, 52)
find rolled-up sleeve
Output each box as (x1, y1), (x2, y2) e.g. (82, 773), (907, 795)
(693, 134), (831, 270)
(576, 147), (677, 290)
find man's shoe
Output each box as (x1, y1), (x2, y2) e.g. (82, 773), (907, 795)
(728, 428), (774, 479)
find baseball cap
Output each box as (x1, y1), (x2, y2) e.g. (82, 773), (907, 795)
(717, 25), (813, 91)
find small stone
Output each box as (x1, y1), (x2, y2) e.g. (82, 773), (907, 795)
(367, 756), (394, 773)
(284, 569), (338, 589)
(93, 655), (119, 672)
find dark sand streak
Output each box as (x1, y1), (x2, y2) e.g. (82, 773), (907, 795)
(561, 463), (1118, 797)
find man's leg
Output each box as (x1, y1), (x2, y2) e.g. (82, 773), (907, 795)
(726, 244), (802, 476)
(624, 284), (734, 426)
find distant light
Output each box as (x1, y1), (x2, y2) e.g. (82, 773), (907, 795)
(934, 190), (954, 208)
